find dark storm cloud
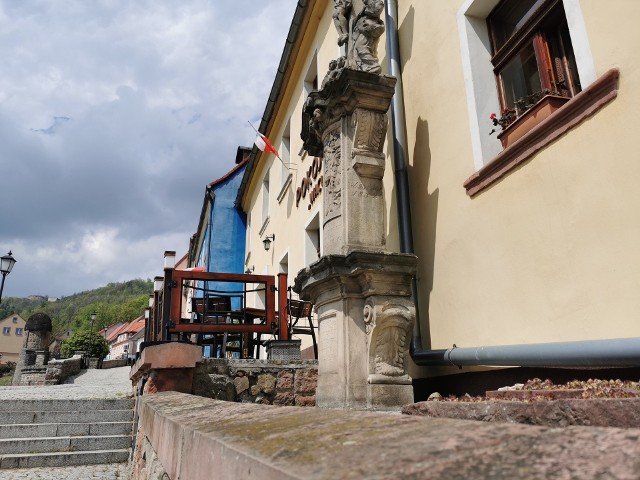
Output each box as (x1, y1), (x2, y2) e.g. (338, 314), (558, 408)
(0, 0), (294, 297)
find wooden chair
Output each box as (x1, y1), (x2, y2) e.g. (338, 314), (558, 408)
(192, 295), (240, 357)
(288, 299), (317, 359)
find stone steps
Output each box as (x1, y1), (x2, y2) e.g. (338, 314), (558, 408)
(0, 421), (132, 438)
(0, 409), (133, 425)
(0, 449), (131, 469)
(0, 434), (132, 454)
(0, 398), (134, 469)
(0, 398), (133, 412)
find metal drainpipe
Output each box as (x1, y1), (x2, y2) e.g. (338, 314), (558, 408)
(441, 338), (640, 367)
(384, 0), (426, 356)
(384, 1), (640, 369)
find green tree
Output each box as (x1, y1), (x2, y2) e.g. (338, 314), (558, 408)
(61, 331), (110, 359)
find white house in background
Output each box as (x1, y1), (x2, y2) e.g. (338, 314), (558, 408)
(108, 316), (145, 362)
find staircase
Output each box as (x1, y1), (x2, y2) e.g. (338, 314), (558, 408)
(0, 397), (134, 469)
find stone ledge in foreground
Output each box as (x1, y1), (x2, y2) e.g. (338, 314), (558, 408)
(402, 398), (640, 428)
(136, 391), (640, 479)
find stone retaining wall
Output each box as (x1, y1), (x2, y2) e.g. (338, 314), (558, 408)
(16, 355), (83, 386)
(129, 343), (319, 406)
(193, 358), (318, 406)
(102, 358), (128, 369)
(132, 391), (640, 480)
(44, 355), (83, 384)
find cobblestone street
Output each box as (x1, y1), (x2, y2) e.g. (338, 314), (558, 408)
(0, 366), (132, 400)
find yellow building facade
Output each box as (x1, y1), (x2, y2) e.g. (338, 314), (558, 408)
(0, 314), (26, 364)
(237, 0), (639, 378)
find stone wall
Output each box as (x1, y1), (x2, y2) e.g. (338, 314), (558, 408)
(132, 391), (640, 480)
(45, 355), (83, 384)
(131, 426), (169, 480)
(192, 358), (318, 406)
(102, 358), (128, 369)
(15, 355), (82, 386)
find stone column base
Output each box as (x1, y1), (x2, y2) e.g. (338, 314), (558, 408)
(368, 384), (414, 410)
(295, 251), (417, 410)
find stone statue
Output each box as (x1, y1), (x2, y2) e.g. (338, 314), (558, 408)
(351, 0), (385, 74)
(321, 56), (346, 90)
(333, 0), (352, 47)
(330, 0), (385, 75)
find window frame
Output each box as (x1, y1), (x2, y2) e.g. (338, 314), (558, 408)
(261, 173), (270, 230)
(488, 0), (581, 127)
(457, 0), (609, 196)
(279, 117), (292, 196)
(304, 210), (322, 267)
(2, 327), (10, 335)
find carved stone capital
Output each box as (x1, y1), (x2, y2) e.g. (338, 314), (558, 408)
(302, 69), (396, 158)
(294, 251), (418, 301)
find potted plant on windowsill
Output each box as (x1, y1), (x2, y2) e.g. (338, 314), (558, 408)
(491, 90), (571, 148)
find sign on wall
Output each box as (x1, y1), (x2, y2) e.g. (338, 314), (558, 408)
(296, 156), (323, 210)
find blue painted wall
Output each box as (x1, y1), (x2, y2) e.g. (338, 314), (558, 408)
(194, 162), (247, 307)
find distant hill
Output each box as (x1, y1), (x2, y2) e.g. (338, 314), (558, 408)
(0, 279), (152, 336)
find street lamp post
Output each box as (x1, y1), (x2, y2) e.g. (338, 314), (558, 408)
(0, 251), (17, 304)
(89, 312), (97, 358)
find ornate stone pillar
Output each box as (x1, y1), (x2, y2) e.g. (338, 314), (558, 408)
(305, 69), (397, 255)
(296, 0), (417, 410)
(295, 252), (416, 409)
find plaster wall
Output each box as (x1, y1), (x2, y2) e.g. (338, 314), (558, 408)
(243, 1), (336, 349)
(242, 0), (640, 378)
(0, 314), (25, 363)
(397, 0), (640, 361)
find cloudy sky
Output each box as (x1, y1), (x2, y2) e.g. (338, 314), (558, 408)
(0, 0), (295, 298)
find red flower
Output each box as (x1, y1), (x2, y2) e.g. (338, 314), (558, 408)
(490, 113), (496, 120)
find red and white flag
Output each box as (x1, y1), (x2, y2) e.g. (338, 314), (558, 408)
(255, 133), (279, 157)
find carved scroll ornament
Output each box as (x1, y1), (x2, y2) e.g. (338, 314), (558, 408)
(323, 130), (342, 220)
(363, 300), (414, 385)
(353, 108), (387, 154)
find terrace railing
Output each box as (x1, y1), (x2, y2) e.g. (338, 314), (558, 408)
(147, 270), (289, 348)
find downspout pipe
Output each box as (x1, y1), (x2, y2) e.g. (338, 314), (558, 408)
(436, 337), (640, 368)
(384, 0), (424, 355)
(385, 0), (413, 256)
(384, 2), (640, 369)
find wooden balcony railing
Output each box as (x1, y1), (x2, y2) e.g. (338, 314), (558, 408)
(146, 269), (289, 345)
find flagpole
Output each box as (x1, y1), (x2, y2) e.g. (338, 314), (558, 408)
(248, 121), (288, 169)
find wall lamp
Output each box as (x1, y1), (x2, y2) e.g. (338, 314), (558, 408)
(0, 251), (17, 304)
(262, 234), (275, 251)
